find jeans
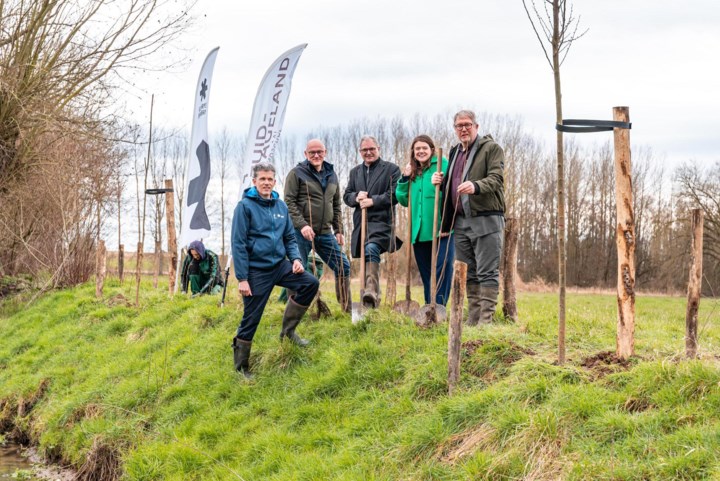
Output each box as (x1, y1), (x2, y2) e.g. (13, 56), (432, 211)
(295, 230), (351, 277)
(413, 235), (455, 305)
(364, 242), (383, 264)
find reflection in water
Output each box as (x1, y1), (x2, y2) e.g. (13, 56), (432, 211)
(0, 443), (38, 479)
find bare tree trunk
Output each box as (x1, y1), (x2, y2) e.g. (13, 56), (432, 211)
(552, 0), (567, 365)
(613, 106), (635, 359)
(502, 217), (519, 322)
(165, 179), (178, 295)
(117, 181), (122, 282)
(95, 240), (106, 298)
(686, 208), (703, 358)
(448, 261), (467, 396)
(135, 242), (143, 307)
(118, 244), (124, 284)
(137, 95), (153, 307)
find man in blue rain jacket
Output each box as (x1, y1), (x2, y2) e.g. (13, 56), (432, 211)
(230, 162), (319, 379)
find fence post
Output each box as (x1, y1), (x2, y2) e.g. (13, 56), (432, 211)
(95, 240), (106, 298)
(448, 261), (467, 396)
(686, 208), (704, 358)
(165, 179), (178, 295)
(613, 106), (635, 359)
(118, 244), (124, 284)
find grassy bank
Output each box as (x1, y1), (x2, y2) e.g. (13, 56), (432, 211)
(1, 279), (720, 480)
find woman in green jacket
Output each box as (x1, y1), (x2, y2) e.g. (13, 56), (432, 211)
(395, 135), (454, 305)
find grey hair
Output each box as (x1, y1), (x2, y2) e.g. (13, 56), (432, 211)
(359, 135), (380, 148)
(252, 162), (276, 178)
(453, 110), (477, 124)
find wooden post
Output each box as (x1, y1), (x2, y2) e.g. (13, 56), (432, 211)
(502, 217), (519, 322)
(686, 208), (703, 359)
(448, 261), (467, 396)
(165, 179), (178, 295)
(135, 242), (143, 307)
(386, 252), (397, 306)
(613, 106), (635, 359)
(153, 240), (161, 289)
(95, 240), (106, 298)
(118, 244), (124, 284)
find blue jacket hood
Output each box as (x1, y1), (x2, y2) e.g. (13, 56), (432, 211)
(243, 186), (279, 203)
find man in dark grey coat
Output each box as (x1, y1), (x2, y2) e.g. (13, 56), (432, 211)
(433, 110), (505, 325)
(343, 135), (402, 308)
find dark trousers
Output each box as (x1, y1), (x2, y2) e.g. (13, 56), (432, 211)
(454, 217), (503, 287)
(235, 260), (319, 342)
(295, 230), (351, 277)
(413, 235), (455, 306)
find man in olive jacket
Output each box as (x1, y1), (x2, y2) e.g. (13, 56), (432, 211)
(343, 135), (402, 308)
(433, 110), (505, 325)
(285, 139), (352, 312)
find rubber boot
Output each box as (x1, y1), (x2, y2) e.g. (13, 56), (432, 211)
(466, 283), (482, 326)
(280, 296), (310, 346)
(335, 275), (352, 313)
(362, 262), (381, 308)
(479, 286), (499, 324)
(232, 337), (253, 380)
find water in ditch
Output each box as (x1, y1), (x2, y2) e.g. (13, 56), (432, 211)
(0, 443), (40, 480)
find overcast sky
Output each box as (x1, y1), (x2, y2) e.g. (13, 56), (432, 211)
(125, 0), (720, 171)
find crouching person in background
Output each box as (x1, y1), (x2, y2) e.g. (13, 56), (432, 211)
(230, 162), (320, 380)
(180, 240), (224, 296)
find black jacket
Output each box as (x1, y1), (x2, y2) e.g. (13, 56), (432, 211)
(343, 158), (403, 258)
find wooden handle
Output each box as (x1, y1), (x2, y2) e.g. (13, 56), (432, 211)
(405, 188), (413, 300)
(429, 148), (443, 307)
(360, 207), (367, 291)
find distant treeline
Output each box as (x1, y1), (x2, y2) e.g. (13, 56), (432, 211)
(2, 112), (718, 295)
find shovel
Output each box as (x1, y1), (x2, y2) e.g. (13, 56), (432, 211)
(394, 187), (420, 317)
(304, 183), (331, 319)
(415, 148), (447, 328)
(351, 207), (367, 324)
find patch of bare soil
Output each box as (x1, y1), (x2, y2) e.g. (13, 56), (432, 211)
(580, 350), (632, 378)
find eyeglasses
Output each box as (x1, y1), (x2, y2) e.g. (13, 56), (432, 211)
(359, 147), (378, 154)
(306, 150), (326, 157)
(454, 123), (475, 131)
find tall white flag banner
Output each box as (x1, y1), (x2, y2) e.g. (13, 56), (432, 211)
(240, 43), (308, 195)
(180, 47), (220, 250)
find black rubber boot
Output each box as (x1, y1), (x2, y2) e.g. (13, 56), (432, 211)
(280, 297), (310, 346)
(466, 283), (482, 326)
(232, 337), (253, 380)
(479, 286), (499, 324)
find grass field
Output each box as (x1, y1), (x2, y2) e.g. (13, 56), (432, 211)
(1, 278), (719, 480)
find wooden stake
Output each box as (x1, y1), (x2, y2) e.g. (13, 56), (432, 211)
(502, 217), (519, 322)
(165, 179), (178, 295)
(613, 106), (635, 359)
(95, 240), (106, 299)
(153, 240), (161, 289)
(686, 208), (703, 358)
(448, 260), (467, 396)
(118, 244), (124, 284)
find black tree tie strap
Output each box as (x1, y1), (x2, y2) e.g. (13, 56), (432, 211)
(556, 119), (632, 133)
